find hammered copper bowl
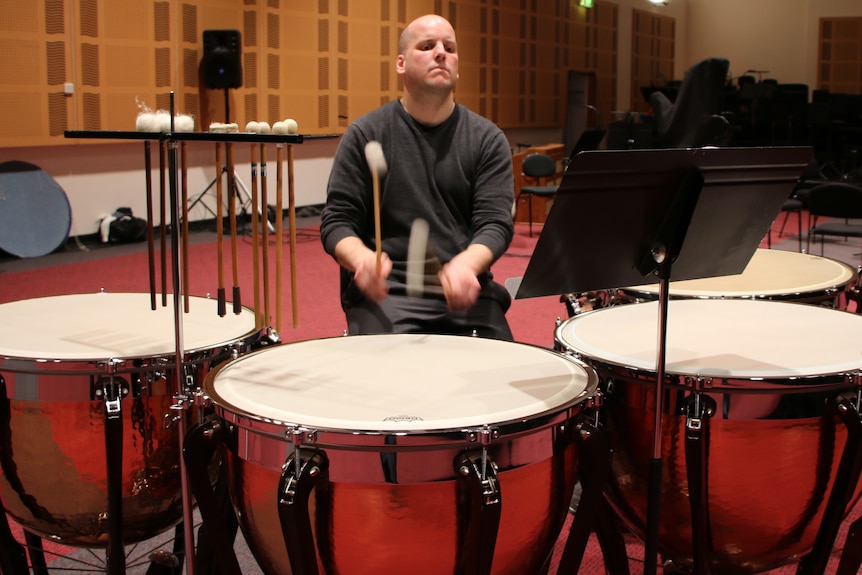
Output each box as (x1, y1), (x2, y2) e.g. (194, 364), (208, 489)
(556, 299), (862, 574)
(0, 293), (259, 547)
(202, 333), (599, 574)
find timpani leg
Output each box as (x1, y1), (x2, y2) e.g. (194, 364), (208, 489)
(0, 512), (29, 574)
(183, 415), (243, 575)
(23, 530), (48, 575)
(454, 450), (502, 575)
(277, 448), (330, 575)
(557, 419), (631, 575)
(836, 515), (862, 575)
(797, 392), (862, 575)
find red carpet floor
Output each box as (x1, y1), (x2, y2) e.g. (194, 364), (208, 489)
(0, 218), (860, 574)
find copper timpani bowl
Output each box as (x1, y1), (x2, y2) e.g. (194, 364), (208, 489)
(555, 299), (862, 574)
(0, 293), (259, 547)
(201, 333), (599, 575)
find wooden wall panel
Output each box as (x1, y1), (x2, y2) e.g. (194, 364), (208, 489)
(275, 2), (323, 133)
(0, 0), (621, 146)
(630, 8), (675, 115)
(0, 0), (72, 145)
(819, 17), (862, 95)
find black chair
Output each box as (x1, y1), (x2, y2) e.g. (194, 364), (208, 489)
(771, 159), (827, 251)
(517, 153), (558, 237)
(769, 196), (804, 252)
(806, 182), (862, 262)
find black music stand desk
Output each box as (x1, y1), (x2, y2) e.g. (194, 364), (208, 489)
(516, 146), (813, 299)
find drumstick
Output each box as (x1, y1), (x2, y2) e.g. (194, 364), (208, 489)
(181, 141), (190, 313)
(144, 141), (156, 310)
(260, 142), (271, 328)
(407, 218), (430, 298)
(159, 140), (167, 307)
(226, 142), (242, 314)
(364, 141), (387, 271)
(275, 144), (284, 333)
(287, 144), (298, 328)
(406, 218), (444, 298)
(249, 142), (262, 328)
(215, 143), (226, 316)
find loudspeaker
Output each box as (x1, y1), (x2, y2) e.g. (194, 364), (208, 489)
(202, 30), (242, 89)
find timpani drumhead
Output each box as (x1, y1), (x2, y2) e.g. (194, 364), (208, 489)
(556, 299), (862, 381)
(206, 333), (594, 437)
(0, 292), (257, 365)
(620, 249), (856, 300)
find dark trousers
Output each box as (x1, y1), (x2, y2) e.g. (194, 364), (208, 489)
(345, 292), (513, 341)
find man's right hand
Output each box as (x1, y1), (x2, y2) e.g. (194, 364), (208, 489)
(353, 250), (392, 301)
(334, 236), (392, 301)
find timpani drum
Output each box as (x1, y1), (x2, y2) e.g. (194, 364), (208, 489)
(618, 249), (858, 307)
(555, 299), (862, 574)
(199, 333), (598, 575)
(0, 292), (258, 546)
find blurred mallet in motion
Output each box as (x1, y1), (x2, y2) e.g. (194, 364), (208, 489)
(364, 141), (387, 271)
(406, 217), (443, 298)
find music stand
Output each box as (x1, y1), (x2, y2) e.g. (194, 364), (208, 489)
(565, 127), (607, 164)
(517, 145), (814, 574)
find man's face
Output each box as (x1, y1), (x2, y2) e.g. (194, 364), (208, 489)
(397, 16), (459, 93)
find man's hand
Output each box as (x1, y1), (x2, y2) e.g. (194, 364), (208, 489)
(334, 236), (392, 301)
(354, 250), (392, 301)
(438, 244), (493, 312)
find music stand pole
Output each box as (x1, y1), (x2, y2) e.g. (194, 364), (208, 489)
(637, 169), (703, 575)
(644, 264), (671, 575)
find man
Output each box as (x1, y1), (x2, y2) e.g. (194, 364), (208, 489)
(319, 14), (515, 340)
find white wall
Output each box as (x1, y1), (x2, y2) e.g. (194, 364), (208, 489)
(0, 137), (338, 238)
(2, 0), (861, 240)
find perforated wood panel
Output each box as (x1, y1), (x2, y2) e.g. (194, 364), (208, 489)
(819, 17), (862, 95)
(631, 8), (675, 115)
(1, 0), (623, 146)
(0, 0), (71, 145)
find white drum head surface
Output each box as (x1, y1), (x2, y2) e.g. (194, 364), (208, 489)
(624, 249), (855, 297)
(557, 299), (862, 379)
(0, 293), (257, 360)
(207, 334), (592, 432)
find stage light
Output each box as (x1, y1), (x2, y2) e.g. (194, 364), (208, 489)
(648, 0), (668, 5)
(579, 0), (594, 7)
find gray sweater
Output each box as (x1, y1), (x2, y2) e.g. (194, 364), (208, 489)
(320, 100), (515, 308)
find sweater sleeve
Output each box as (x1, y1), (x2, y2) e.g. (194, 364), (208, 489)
(319, 125), (373, 257)
(468, 123), (515, 262)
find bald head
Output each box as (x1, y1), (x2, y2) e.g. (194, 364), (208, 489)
(398, 14), (455, 55)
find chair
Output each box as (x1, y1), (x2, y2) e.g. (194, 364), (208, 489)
(771, 160), (826, 251)
(517, 153), (558, 237)
(806, 182), (862, 263)
(769, 196), (804, 251)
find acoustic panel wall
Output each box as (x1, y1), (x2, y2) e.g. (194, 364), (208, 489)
(631, 8), (675, 115)
(0, 0), (71, 145)
(1, 0), (623, 146)
(819, 17), (862, 95)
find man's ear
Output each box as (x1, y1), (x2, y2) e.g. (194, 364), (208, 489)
(395, 54), (406, 74)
